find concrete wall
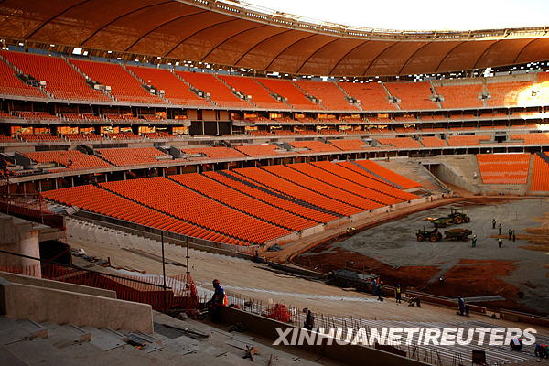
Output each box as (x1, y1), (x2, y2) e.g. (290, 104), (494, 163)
(219, 307), (429, 366)
(0, 271), (116, 298)
(0, 278), (153, 333)
(0, 214), (41, 277)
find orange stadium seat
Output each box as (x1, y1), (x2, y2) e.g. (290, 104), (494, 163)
(446, 135), (491, 146)
(354, 159), (421, 189)
(384, 81), (438, 110)
(0, 58), (45, 98)
(377, 137), (422, 149)
(477, 154), (531, 184)
(172, 173), (316, 231)
(436, 83), (484, 109)
(97, 147), (170, 166)
(42, 185), (250, 246)
(234, 144), (293, 157)
(102, 178), (289, 244)
(329, 139), (368, 151)
(25, 150), (111, 170)
(218, 75), (286, 109)
(234, 166), (358, 216)
(19, 134), (65, 143)
(176, 71), (250, 108)
(486, 80), (534, 107)
(127, 66), (211, 107)
(1, 51), (110, 102)
(511, 133), (549, 145)
(421, 136), (447, 147)
(258, 79), (320, 110)
(70, 59), (163, 104)
(291, 162), (395, 207)
(181, 146), (244, 159)
(204, 171), (337, 223)
(530, 154), (549, 191)
(338, 82), (396, 111)
(295, 80), (358, 111)
(290, 141), (340, 153)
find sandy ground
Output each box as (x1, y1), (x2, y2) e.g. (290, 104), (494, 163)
(295, 198), (549, 315)
(65, 219), (548, 336)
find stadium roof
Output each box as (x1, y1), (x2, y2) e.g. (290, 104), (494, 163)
(1, 0), (548, 77)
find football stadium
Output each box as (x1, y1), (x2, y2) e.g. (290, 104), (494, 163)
(0, 0), (548, 364)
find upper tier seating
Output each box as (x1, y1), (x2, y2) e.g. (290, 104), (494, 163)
(384, 81), (438, 110)
(354, 159), (421, 189)
(97, 147), (170, 166)
(436, 83), (484, 109)
(218, 75), (285, 109)
(446, 135), (491, 146)
(295, 80), (357, 111)
(510, 133), (549, 145)
(329, 139), (367, 151)
(486, 81), (534, 107)
(181, 146), (244, 159)
(530, 153), (549, 191)
(176, 71), (250, 108)
(338, 82), (396, 111)
(16, 111), (59, 121)
(127, 66), (210, 107)
(420, 136), (447, 147)
(0, 135), (18, 143)
(377, 137), (422, 149)
(290, 141), (340, 154)
(19, 134), (65, 143)
(70, 59), (163, 104)
(42, 185), (250, 246)
(258, 79), (320, 110)
(476, 154), (531, 184)
(25, 150), (111, 170)
(1, 51), (109, 102)
(234, 144), (293, 157)
(0, 58), (45, 98)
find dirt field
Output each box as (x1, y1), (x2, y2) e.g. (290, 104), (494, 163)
(294, 198), (549, 315)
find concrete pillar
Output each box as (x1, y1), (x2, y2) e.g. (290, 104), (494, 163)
(0, 214), (41, 277)
(71, 177), (74, 187)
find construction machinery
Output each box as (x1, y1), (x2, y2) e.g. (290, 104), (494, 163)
(416, 228), (443, 242)
(444, 228), (472, 241)
(425, 208), (470, 228)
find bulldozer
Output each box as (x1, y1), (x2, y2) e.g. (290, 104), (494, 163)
(416, 228), (443, 242)
(425, 208), (470, 228)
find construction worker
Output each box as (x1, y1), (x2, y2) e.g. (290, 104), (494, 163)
(512, 231), (516, 242)
(376, 281), (384, 302)
(471, 234), (477, 248)
(498, 223), (502, 235)
(492, 218), (496, 229)
(304, 309), (315, 330)
(207, 279), (227, 322)
(498, 238), (503, 248)
(508, 229), (513, 240)
(395, 284), (402, 304)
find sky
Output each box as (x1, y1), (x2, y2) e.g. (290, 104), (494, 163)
(242, 0), (549, 31)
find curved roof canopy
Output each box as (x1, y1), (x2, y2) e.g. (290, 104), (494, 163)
(0, 0), (548, 77)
